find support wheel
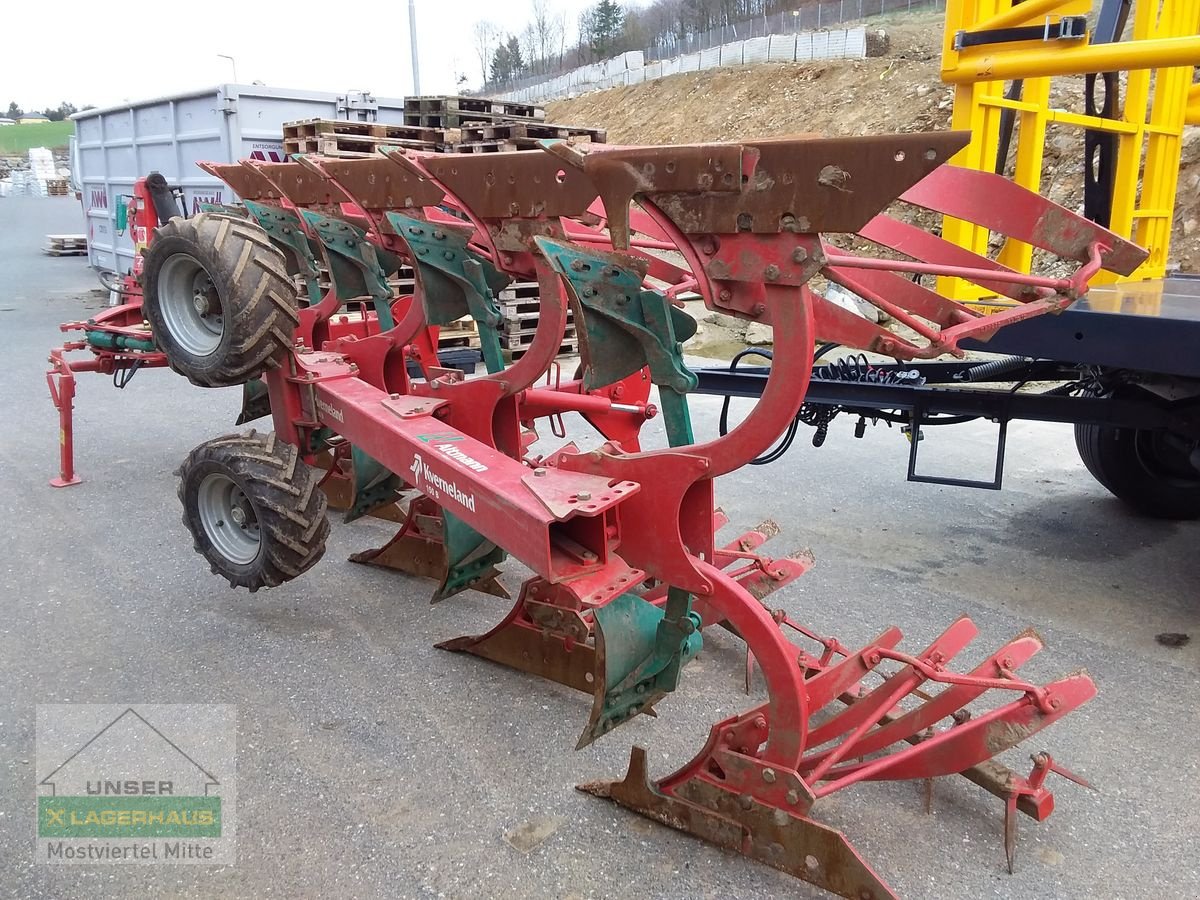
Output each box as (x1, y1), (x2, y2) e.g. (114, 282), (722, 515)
(178, 431), (330, 591)
(1074, 421), (1200, 519)
(142, 213), (299, 387)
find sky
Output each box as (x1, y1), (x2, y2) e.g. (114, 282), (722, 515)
(1, 0), (600, 111)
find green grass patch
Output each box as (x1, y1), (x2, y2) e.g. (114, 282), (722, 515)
(0, 121), (74, 155)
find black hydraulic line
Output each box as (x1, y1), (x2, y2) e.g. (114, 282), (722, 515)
(995, 80), (1024, 176)
(695, 366), (1193, 434)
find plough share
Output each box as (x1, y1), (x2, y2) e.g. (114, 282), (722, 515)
(111, 131), (1143, 897)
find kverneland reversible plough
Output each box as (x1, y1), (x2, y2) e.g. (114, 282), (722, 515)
(114, 132), (1143, 898)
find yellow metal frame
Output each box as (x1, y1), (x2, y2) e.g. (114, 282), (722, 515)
(939, 0), (1200, 301)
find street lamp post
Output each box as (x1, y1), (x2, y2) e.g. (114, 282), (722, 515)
(217, 54), (238, 83)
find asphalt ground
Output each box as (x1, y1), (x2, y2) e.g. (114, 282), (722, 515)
(1, 195), (1197, 899)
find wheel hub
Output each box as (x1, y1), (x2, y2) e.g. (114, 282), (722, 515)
(157, 253), (224, 357)
(196, 472), (261, 565)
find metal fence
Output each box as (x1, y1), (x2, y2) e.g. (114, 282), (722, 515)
(496, 28), (877, 103)
(646, 0), (943, 61)
(484, 0), (943, 98)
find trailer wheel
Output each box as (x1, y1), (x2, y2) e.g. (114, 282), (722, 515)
(142, 213), (299, 387)
(1074, 422), (1200, 520)
(177, 431), (330, 591)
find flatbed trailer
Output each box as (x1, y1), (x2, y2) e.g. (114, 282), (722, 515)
(694, 277), (1200, 517)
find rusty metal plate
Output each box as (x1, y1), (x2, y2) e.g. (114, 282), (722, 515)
(437, 623), (596, 693)
(311, 156), (444, 210)
(247, 160), (351, 207)
(549, 141), (746, 248)
(571, 142), (746, 194)
(420, 150), (599, 219)
(650, 132), (970, 235)
(581, 747), (897, 900)
(199, 162), (279, 201)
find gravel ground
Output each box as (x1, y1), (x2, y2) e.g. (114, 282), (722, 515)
(1, 196), (1197, 899)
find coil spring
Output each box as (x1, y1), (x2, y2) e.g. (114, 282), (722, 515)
(814, 353), (909, 386)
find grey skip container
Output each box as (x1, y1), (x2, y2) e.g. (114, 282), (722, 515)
(71, 84), (406, 275)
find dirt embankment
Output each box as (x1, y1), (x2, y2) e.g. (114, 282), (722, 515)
(547, 12), (1200, 269)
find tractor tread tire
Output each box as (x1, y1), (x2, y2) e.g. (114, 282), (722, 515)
(177, 431), (330, 592)
(142, 213), (299, 388)
(1074, 422), (1200, 520)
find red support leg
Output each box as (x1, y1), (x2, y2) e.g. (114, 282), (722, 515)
(47, 352), (82, 488)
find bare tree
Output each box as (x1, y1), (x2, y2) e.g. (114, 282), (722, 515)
(472, 20), (500, 85)
(531, 0), (554, 72)
(552, 9), (569, 66)
(519, 24), (539, 77)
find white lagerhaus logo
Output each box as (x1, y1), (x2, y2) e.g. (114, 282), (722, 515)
(408, 453), (477, 511)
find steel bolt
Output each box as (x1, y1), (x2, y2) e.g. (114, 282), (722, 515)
(443, 250), (455, 261)
(753, 303), (766, 315)
(762, 768), (777, 784)
(792, 247), (809, 264)
(753, 715), (767, 730)
(786, 789), (800, 805)
(764, 265), (780, 281)
(533, 467), (547, 477)
(719, 289), (732, 302)
(577, 491), (591, 501)
(739, 795), (753, 810)
(570, 259), (586, 271)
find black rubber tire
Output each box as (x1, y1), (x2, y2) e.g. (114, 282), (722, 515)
(177, 431), (330, 592)
(142, 213), (299, 387)
(1074, 422), (1200, 520)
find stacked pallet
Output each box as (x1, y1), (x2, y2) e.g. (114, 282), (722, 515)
(403, 95), (543, 129)
(281, 96), (603, 160)
(283, 119), (458, 158)
(455, 121), (607, 154)
(44, 234), (88, 256)
(436, 317), (481, 350)
(44, 178), (70, 196)
(500, 281), (578, 359)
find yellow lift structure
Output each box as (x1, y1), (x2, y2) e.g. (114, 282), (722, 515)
(939, 0), (1200, 300)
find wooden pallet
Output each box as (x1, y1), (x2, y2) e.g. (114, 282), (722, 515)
(282, 118), (448, 143)
(44, 234), (87, 256)
(438, 330), (482, 350)
(459, 122), (606, 144)
(507, 339), (578, 361)
(284, 134), (448, 158)
(500, 324), (578, 350)
(499, 282), (540, 302)
(501, 305), (575, 324)
(44, 178), (71, 196)
(404, 95), (544, 121)
(404, 111), (503, 129)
